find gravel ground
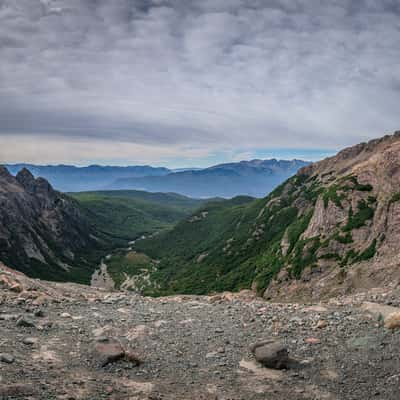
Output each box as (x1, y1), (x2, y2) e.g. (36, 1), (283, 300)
(1, 283), (400, 400)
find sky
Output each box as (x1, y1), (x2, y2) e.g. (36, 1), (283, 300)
(0, 0), (399, 168)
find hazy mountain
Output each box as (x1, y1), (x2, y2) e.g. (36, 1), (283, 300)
(110, 159), (310, 198)
(5, 164), (171, 192)
(132, 131), (400, 299)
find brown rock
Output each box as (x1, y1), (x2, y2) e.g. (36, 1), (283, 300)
(384, 312), (400, 330)
(316, 320), (328, 329)
(0, 274), (23, 292)
(93, 337), (125, 367)
(305, 337), (321, 344)
(125, 351), (142, 365)
(32, 295), (50, 306)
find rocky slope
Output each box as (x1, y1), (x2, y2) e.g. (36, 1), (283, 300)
(0, 167), (97, 281)
(1, 263), (400, 399)
(264, 131), (400, 300)
(133, 131), (400, 300)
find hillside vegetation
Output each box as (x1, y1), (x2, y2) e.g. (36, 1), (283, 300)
(133, 132), (400, 299)
(71, 190), (207, 244)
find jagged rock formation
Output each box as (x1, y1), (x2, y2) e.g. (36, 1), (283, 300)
(133, 131), (400, 300)
(0, 167), (96, 281)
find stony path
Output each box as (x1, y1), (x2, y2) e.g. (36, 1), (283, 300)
(1, 267), (400, 399)
(90, 259), (115, 291)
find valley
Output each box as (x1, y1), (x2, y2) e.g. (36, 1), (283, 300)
(1, 131), (400, 400)
(70, 190), (207, 244)
(2, 131), (400, 302)
(125, 132), (400, 300)
(2, 3), (398, 398)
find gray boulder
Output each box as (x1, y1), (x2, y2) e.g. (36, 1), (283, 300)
(250, 340), (289, 369)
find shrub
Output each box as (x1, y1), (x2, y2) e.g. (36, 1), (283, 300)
(355, 239), (377, 262)
(390, 192), (400, 203)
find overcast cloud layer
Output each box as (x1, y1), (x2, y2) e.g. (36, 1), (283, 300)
(0, 0), (399, 166)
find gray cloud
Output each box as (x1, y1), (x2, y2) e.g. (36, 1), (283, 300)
(0, 0), (399, 164)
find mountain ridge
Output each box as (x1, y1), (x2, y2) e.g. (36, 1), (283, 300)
(0, 166), (97, 281)
(110, 159), (310, 198)
(4, 164), (171, 192)
(5, 159), (310, 197)
(132, 131), (400, 300)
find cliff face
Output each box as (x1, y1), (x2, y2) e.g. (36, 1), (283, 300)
(263, 131), (400, 300)
(0, 167), (96, 281)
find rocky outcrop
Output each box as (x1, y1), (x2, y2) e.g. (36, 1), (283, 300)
(263, 131), (400, 301)
(0, 167), (96, 280)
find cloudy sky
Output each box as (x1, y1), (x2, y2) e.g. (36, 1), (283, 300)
(0, 0), (399, 167)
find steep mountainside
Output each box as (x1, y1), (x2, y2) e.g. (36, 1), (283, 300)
(0, 167), (98, 281)
(5, 164), (171, 192)
(110, 159), (309, 198)
(134, 132), (400, 299)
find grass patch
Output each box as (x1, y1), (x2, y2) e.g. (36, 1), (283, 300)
(106, 251), (154, 288)
(323, 184), (344, 208)
(390, 192), (400, 204)
(290, 237), (320, 279)
(343, 200), (374, 231)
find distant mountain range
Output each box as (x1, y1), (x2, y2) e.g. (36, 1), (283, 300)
(5, 159), (310, 198)
(5, 164), (170, 192)
(109, 159), (310, 198)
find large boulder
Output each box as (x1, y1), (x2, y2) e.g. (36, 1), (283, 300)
(92, 337), (125, 367)
(250, 340), (289, 369)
